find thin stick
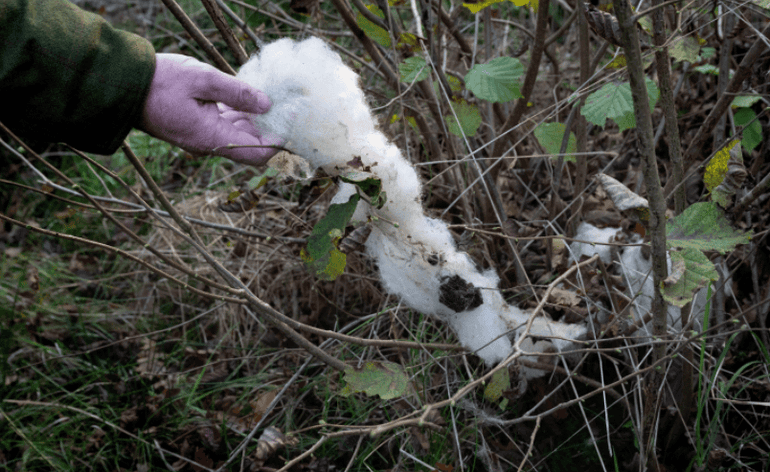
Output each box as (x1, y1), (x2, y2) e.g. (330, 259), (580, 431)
(516, 416), (541, 472)
(677, 23), (770, 176)
(200, 0), (249, 65)
(0, 212), (244, 305)
(159, 0), (235, 74)
(215, 0), (261, 49)
(492, 0), (551, 158)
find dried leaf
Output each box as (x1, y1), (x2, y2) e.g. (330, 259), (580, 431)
(550, 287), (581, 307)
(663, 250), (687, 287)
(26, 267), (39, 292)
(339, 224), (373, 254)
(583, 3), (623, 47)
(596, 174), (650, 223)
(669, 35), (701, 63)
(192, 448), (214, 472)
(582, 3), (650, 49)
(255, 426), (296, 461)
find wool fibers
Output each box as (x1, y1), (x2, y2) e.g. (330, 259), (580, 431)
(237, 37), (586, 365)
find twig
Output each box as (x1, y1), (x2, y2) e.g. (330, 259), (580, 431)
(676, 23), (770, 181)
(615, 0), (669, 467)
(215, 353), (314, 472)
(159, 0), (235, 74)
(122, 143), (204, 245)
(2, 172), (304, 243)
(518, 358), (626, 403)
(402, 255), (599, 434)
(431, 0), (472, 55)
(278, 437), (330, 472)
(114, 147), (350, 371)
(516, 416), (541, 472)
(492, 0), (551, 158)
(328, 0), (399, 88)
(0, 212), (244, 305)
(350, 0), (389, 30)
(544, 6), (578, 47)
(651, 0), (685, 215)
(68, 146), (243, 295)
(200, 0), (249, 65)
(215, 0), (261, 50)
(0, 127), (248, 299)
(574, 0), (590, 200)
(734, 169), (770, 216)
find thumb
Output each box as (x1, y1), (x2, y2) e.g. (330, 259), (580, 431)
(193, 70), (272, 115)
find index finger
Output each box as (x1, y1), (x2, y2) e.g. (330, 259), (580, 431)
(193, 69), (272, 114)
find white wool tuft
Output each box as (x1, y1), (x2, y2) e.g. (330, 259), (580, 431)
(570, 223), (622, 264)
(238, 38), (586, 365)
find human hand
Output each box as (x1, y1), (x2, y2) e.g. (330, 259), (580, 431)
(139, 53), (282, 166)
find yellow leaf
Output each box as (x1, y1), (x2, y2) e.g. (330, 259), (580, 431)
(463, 0), (529, 14)
(704, 140), (739, 194)
(607, 55), (627, 69)
(323, 249), (347, 280)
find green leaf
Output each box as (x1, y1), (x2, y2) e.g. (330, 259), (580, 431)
(356, 5), (391, 47)
(694, 64), (718, 75)
(534, 122), (577, 162)
(247, 167), (280, 191)
(339, 176), (387, 209)
(302, 194), (360, 280)
(666, 201), (751, 254)
(669, 35), (701, 63)
(484, 368), (510, 402)
(581, 79), (659, 131)
(699, 47), (717, 60)
(398, 56), (429, 83)
(662, 248), (719, 307)
(432, 73), (464, 98)
(340, 361), (409, 400)
(465, 57), (524, 103)
(751, 0), (770, 10)
(731, 95), (762, 108)
(734, 108), (762, 152)
(445, 100), (482, 137)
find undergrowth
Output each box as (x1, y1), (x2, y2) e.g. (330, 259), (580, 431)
(2, 0), (770, 470)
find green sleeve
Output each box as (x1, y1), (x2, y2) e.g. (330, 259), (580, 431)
(0, 0), (156, 154)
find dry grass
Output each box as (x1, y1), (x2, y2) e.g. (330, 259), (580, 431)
(2, 0), (770, 470)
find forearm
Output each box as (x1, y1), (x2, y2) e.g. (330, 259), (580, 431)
(0, 0), (155, 154)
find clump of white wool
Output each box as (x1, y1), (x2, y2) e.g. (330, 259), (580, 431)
(237, 37), (586, 365)
(571, 223), (724, 336)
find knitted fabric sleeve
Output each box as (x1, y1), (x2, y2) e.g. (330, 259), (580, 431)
(0, 0), (155, 154)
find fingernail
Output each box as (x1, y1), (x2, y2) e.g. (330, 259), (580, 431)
(254, 91), (272, 113)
